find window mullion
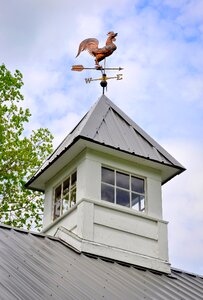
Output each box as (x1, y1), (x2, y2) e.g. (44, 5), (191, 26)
(114, 170), (116, 204)
(130, 175), (132, 208)
(69, 176), (71, 208)
(70, 175), (72, 207)
(61, 182), (63, 216)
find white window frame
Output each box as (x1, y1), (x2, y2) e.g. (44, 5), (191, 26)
(101, 166), (146, 212)
(53, 170), (77, 221)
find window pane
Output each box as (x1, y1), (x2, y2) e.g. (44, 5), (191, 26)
(132, 201), (139, 210)
(102, 168), (114, 185)
(71, 172), (77, 185)
(63, 178), (70, 195)
(132, 193), (139, 210)
(131, 176), (144, 193)
(54, 200), (61, 219)
(140, 197), (145, 211)
(62, 194), (69, 214)
(55, 185), (61, 200)
(101, 183), (114, 203)
(132, 193), (145, 211)
(70, 187), (76, 207)
(116, 188), (130, 207)
(116, 172), (129, 189)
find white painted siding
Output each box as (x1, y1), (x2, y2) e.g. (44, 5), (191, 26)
(46, 198), (170, 273)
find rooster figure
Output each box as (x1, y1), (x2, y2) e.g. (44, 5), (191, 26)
(76, 32), (117, 68)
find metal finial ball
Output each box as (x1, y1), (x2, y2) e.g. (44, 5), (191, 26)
(100, 80), (107, 88)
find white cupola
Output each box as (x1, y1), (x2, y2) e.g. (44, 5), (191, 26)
(26, 95), (185, 274)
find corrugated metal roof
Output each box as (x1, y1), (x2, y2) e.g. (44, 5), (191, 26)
(26, 95), (185, 190)
(0, 225), (202, 300)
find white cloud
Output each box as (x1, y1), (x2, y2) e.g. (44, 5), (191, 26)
(51, 112), (82, 147)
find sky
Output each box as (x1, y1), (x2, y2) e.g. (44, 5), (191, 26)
(1, 0), (203, 275)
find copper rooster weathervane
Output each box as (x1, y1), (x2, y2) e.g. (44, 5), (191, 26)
(71, 32), (123, 94)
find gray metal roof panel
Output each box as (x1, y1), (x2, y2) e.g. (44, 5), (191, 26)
(0, 225), (203, 300)
(94, 106), (171, 164)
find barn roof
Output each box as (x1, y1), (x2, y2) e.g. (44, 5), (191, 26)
(0, 225), (202, 300)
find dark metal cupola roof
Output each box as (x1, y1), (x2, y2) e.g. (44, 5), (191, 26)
(26, 95), (185, 191)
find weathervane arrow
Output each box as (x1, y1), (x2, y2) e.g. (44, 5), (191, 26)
(71, 65), (123, 72)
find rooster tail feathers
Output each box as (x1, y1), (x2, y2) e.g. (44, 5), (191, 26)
(76, 38), (99, 58)
(75, 43), (84, 58)
(76, 41), (86, 57)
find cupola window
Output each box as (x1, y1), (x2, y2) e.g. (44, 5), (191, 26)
(101, 167), (145, 211)
(53, 171), (77, 220)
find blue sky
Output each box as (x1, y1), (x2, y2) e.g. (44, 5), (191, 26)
(1, 0), (203, 274)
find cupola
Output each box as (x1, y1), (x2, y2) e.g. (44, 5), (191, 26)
(26, 95), (185, 274)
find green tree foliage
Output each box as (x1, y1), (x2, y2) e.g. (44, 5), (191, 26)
(0, 64), (53, 230)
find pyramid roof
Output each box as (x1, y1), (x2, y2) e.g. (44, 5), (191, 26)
(26, 95), (185, 191)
